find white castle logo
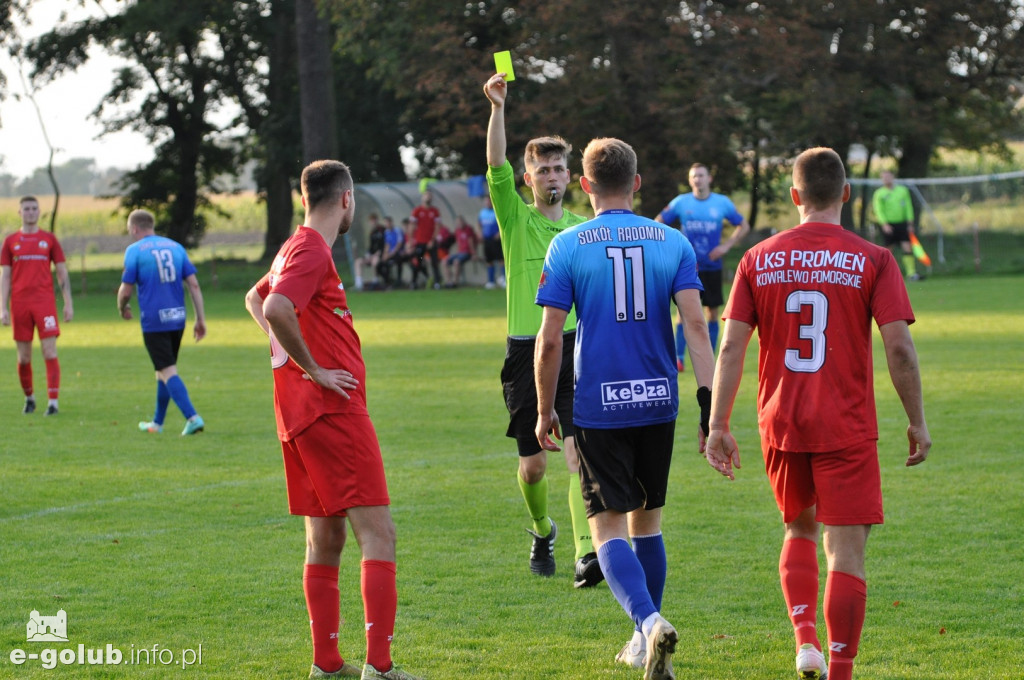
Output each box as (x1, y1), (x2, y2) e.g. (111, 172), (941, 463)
(26, 609), (68, 642)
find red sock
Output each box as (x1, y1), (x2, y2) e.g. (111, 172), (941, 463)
(45, 357), (60, 400)
(362, 559), (397, 671)
(18, 362), (33, 397)
(779, 537), (821, 650)
(303, 563), (343, 673)
(824, 570), (867, 680)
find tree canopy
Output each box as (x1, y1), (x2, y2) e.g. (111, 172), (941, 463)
(4, 0), (1022, 243)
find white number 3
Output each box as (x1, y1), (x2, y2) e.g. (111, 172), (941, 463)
(784, 290), (827, 373)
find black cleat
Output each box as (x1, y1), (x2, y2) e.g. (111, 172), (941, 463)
(23, 399), (36, 414)
(527, 519), (557, 576)
(573, 551), (605, 588)
(44, 404), (58, 416)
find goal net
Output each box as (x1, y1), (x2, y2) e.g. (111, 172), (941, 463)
(849, 169), (1024, 271)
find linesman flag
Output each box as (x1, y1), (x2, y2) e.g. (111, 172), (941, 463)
(909, 232), (932, 267)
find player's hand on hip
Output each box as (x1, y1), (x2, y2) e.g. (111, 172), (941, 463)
(905, 423), (931, 466)
(705, 430), (740, 481)
(305, 367), (359, 399)
(484, 74), (507, 106)
(708, 244), (728, 261)
(535, 410), (562, 452)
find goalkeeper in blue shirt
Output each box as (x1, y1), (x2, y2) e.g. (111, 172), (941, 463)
(535, 138), (714, 679)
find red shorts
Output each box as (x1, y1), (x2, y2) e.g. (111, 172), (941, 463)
(11, 301), (60, 342)
(762, 439), (883, 525)
(280, 413), (390, 517)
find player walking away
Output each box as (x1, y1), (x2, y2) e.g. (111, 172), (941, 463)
(484, 71), (603, 588)
(655, 163), (750, 371)
(117, 209), (206, 436)
(872, 170), (919, 280)
(535, 138), (715, 679)
(478, 195), (505, 289)
(245, 160), (422, 680)
(705, 148), (931, 680)
(0, 196), (74, 415)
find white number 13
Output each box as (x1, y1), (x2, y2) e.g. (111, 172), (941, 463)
(784, 290), (827, 373)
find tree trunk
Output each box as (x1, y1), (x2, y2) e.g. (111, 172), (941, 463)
(295, 0), (337, 163)
(262, 0), (298, 260)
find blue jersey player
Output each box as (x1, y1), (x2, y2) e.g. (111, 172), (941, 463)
(535, 138), (715, 679)
(655, 163), (750, 371)
(117, 209), (206, 435)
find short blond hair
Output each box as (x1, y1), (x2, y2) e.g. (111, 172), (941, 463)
(582, 138), (637, 196)
(128, 209), (156, 231)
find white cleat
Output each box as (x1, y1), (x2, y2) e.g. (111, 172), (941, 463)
(796, 643), (828, 679)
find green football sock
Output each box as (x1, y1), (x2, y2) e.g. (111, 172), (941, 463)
(518, 472), (551, 536)
(568, 473), (593, 561)
(902, 254), (917, 277)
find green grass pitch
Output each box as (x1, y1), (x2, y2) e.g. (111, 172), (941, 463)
(0, 271), (1021, 678)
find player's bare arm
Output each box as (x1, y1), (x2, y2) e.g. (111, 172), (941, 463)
(710, 217), (751, 261)
(116, 282), (134, 320)
(185, 274), (206, 342)
(705, 319), (754, 480)
(1, 265), (11, 325)
(263, 292), (359, 399)
(674, 288), (716, 450)
(484, 74), (508, 167)
(879, 320), (931, 466)
(55, 262), (73, 322)
(244, 284), (270, 336)
(534, 305), (568, 452)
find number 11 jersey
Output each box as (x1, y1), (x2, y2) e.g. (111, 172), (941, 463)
(537, 210), (702, 429)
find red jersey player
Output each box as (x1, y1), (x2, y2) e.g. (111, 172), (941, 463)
(244, 160), (422, 680)
(408, 190), (443, 288)
(705, 147), (931, 680)
(0, 196), (74, 415)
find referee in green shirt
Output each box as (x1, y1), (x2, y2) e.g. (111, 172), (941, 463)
(872, 170), (920, 280)
(483, 71), (603, 588)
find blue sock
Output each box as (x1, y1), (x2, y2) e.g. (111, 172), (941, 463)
(166, 375), (197, 420)
(632, 533), (667, 631)
(708, 320), (719, 353)
(154, 380), (171, 425)
(597, 538), (657, 629)
(487, 265), (495, 284)
(675, 323), (687, 363)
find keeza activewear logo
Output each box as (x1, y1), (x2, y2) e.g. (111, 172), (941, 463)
(601, 378), (671, 405)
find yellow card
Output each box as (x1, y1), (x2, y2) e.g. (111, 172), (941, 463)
(494, 51), (515, 81)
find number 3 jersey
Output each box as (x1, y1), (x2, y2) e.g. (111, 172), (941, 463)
(724, 222), (915, 452)
(121, 234), (197, 333)
(537, 210), (702, 429)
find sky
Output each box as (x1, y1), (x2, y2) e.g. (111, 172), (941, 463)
(0, 0), (153, 180)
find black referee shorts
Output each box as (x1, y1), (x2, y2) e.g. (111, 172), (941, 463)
(501, 331), (575, 456)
